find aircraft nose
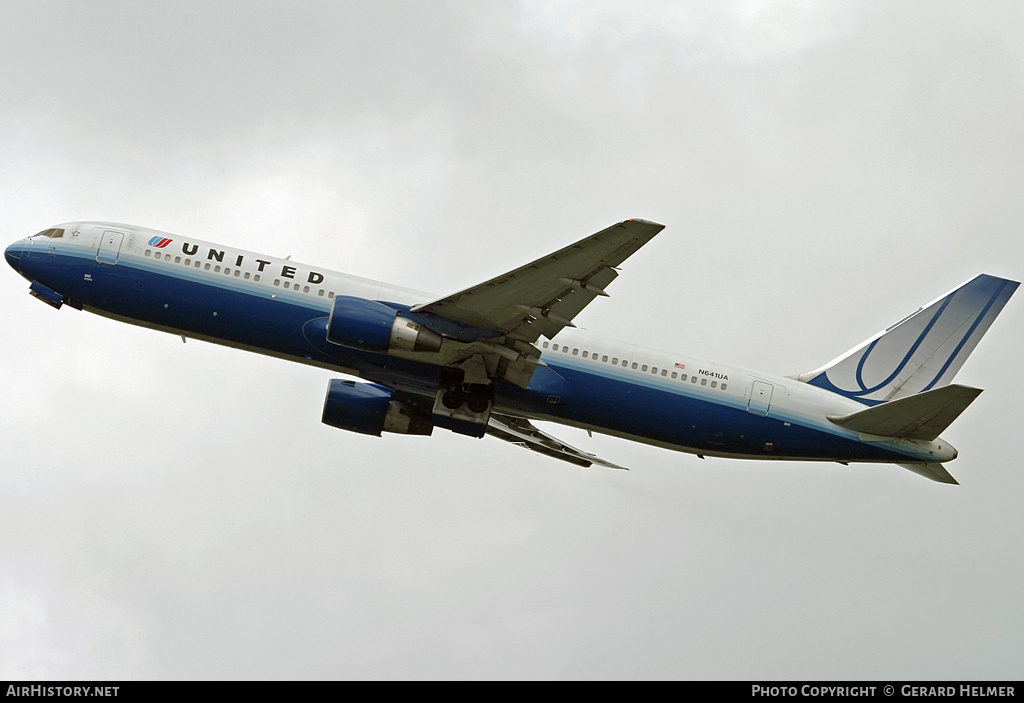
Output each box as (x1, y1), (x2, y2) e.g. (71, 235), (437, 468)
(5, 241), (21, 271)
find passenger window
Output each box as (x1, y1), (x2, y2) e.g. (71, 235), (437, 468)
(234, 270), (241, 277)
(602, 355), (608, 362)
(711, 381), (717, 388)
(671, 372), (677, 379)
(144, 250), (151, 257)
(572, 348), (578, 355)
(175, 256), (181, 264)
(553, 344), (559, 351)
(542, 342), (549, 349)
(215, 265), (221, 273)
(721, 383), (727, 391)
(204, 263), (211, 270)
(631, 362), (638, 369)
(691, 377), (697, 383)
(184, 258), (191, 266)
(303, 285), (310, 293)
(701, 378), (708, 386)
(274, 280), (280, 286)
(612, 358), (618, 364)
(245, 272), (251, 280)
(641, 365), (648, 372)
(661, 369), (667, 376)
(582, 351), (588, 358)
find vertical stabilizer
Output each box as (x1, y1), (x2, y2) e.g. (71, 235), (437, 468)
(800, 274), (1018, 404)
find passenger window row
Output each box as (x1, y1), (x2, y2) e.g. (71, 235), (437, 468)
(540, 341), (727, 391)
(144, 248), (337, 300)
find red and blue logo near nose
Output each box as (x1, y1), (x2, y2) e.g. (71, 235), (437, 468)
(148, 236), (172, 248)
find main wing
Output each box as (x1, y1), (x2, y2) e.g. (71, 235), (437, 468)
(404, 220), (661, 468)
(412, 219), (664, 343)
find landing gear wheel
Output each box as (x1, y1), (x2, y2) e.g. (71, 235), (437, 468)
(442, 390), (465, 409)
(466, 384), (492, 413)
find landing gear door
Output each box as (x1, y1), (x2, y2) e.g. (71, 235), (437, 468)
(96, 230), (125, 265)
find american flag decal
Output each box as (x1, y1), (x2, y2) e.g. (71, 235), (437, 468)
(674, 362), (686, 369)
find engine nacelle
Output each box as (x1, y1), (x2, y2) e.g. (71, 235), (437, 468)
(326, 296), (442, 353)
(321, 380), (432, 436)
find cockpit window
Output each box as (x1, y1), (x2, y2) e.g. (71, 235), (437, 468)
(32, 228), (65, 238)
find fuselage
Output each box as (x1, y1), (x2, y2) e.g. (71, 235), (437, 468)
(5, 221), (958, 467)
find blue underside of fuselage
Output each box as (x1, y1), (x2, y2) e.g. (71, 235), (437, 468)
(16, 247), (914, 464)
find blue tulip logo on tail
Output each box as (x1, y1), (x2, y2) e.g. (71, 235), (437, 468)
(148, 236), (172, 248)
(802, 274), (1019, 405)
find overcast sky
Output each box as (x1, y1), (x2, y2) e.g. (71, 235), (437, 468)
(2, 1), (1023, 680)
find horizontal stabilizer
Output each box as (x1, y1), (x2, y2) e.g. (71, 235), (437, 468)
(897, 462), (959, 485)
(827, 384), (982, 441)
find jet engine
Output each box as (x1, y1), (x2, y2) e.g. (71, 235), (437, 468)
(321, 379), (432, 436)
(326, 296), (442, 353)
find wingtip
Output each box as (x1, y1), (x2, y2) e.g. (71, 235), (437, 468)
(624, 218), (666, 230)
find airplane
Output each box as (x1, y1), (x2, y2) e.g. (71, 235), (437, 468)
(5, 219), (1018, 484)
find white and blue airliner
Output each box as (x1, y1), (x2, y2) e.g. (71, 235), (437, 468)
(6, 220), (1018, 484)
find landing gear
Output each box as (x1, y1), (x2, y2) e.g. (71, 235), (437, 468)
(466, 385), (491, 413)
(432, 369), (494, 437)
(441, 385), (489, 412)
(441, 389), (464, 410)
(440, 369), (468, 409)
